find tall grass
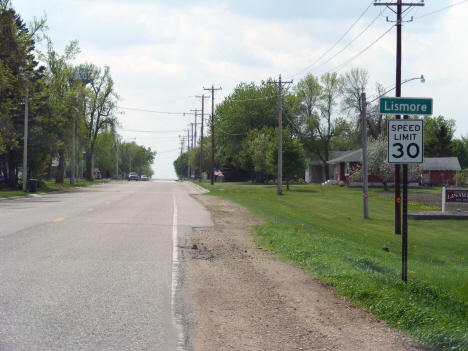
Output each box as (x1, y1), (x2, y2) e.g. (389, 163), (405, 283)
(197, 181), (468, 350)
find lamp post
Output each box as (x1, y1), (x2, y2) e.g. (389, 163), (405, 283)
(367, 75), (425, 105)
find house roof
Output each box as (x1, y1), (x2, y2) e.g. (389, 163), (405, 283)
(326, 149), (362, 164)
(327, 149), (461, 171)
(307, 151), (355, 165)
(422, 157), (461, 171)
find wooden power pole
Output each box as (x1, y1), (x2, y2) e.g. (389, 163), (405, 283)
(374, 0), (424, 234)
(196, 95), (210, 182)
(268, 75), (292, 195)
(203, 85), (222, 185)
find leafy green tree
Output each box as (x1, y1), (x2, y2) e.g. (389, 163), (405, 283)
(293, 73), (322, 121)
(38, 38), (84, 183)
(423, 116), (456, 157)
(213, 80), (295, 169)
(79, 63), (121, 181)
(293, 72), (346, 180)
(0, 5), (46, 188)
(189, 137), (211, 178)
(238, 126), (274, 183)
(453, 137), (468, 169)
(93, 130), (117, 178)
(173, 152), (189, 178)
(268, 128), (306, 190)
(118, 140), (155, 177)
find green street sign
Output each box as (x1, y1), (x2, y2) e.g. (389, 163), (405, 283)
(379, 97), (433, 116)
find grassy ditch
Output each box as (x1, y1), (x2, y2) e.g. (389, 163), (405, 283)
(0, 179), (116, 199)
(196, 181), (468, 350)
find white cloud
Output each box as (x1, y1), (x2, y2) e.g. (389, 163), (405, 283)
(10, 0), (468, 178)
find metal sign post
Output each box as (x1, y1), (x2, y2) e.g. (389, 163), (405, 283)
(387, 118), (424, 282)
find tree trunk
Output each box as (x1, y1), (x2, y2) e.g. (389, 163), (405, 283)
(7, 155), (17, 189)
(85, 152), (94, 181)
(44, 155), (54, 181)
(324, 160), (330, 180)
(55, 149), (65, 184)
(383, 181), (389, 191)
(256, 172), (261, 183)
(286, 177), (290, 190)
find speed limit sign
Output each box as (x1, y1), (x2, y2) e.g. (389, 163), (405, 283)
(387, 119), (424, 164)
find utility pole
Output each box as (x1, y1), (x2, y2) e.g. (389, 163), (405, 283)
(189, 122), (195, 178)
(268, 74), (292, 195)
(187, 129), (190, 180)
(116, 139), (119, 180)
(374, 0), (424, 234)
(71, 113), (75, 185)
(203, 85), (222, 185)
(179, 135), (184, 155)
(22, 86), (29, 192)
(190, 109), (198, 146)
(196, 95), (210, 182)
(362, 93), (369, 219)
(190, 109), (199, 179)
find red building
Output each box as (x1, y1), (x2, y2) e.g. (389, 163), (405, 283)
(326, 149), (461, 186)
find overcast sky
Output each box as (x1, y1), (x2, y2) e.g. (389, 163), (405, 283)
(11, 0), (468, 179)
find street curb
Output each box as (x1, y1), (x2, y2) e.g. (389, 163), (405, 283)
(187, 181), (210, 194)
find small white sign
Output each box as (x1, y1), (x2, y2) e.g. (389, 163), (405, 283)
(387, 119), (424, 164)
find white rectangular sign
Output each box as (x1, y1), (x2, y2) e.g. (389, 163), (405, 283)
(387, 119), (424, 164)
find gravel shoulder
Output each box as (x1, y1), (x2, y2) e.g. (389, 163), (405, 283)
(187, 194), (431, 351)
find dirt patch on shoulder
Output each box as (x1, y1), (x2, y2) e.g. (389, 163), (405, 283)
(188, 194), (430, 350)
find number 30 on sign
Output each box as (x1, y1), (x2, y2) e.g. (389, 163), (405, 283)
(387, 119), (424, 164)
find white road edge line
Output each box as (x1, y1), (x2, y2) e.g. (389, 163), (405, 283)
(172, 193), (183, 350)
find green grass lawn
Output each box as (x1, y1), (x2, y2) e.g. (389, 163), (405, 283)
(196, 180), (468, 350)
(0, 178), (117, 199)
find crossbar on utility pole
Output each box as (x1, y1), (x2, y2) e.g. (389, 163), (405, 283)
(268, 74), (292, 195)
(374, 0), (424, 235)
(203, 85), (222, 185)
(196, 95), (210, 182)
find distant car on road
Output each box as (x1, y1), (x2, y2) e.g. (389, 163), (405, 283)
(140, 175), (148, 181)
(128, 172), (138, 181)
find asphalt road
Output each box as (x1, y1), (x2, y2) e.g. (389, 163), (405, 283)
(0, 180), (213, 351)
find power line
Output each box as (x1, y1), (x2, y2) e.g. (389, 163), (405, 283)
(130, 136), (180, 140)
(156, 148), (180, 154)
(119, 128), (184, 133)
(414, 0), (468, 19)
(305, 11), (384, 74)
(288, 0), (377, 78)
(139, 95), (197, 108)
(328, 24), (395, 73)
(117, 106), (194, 115)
